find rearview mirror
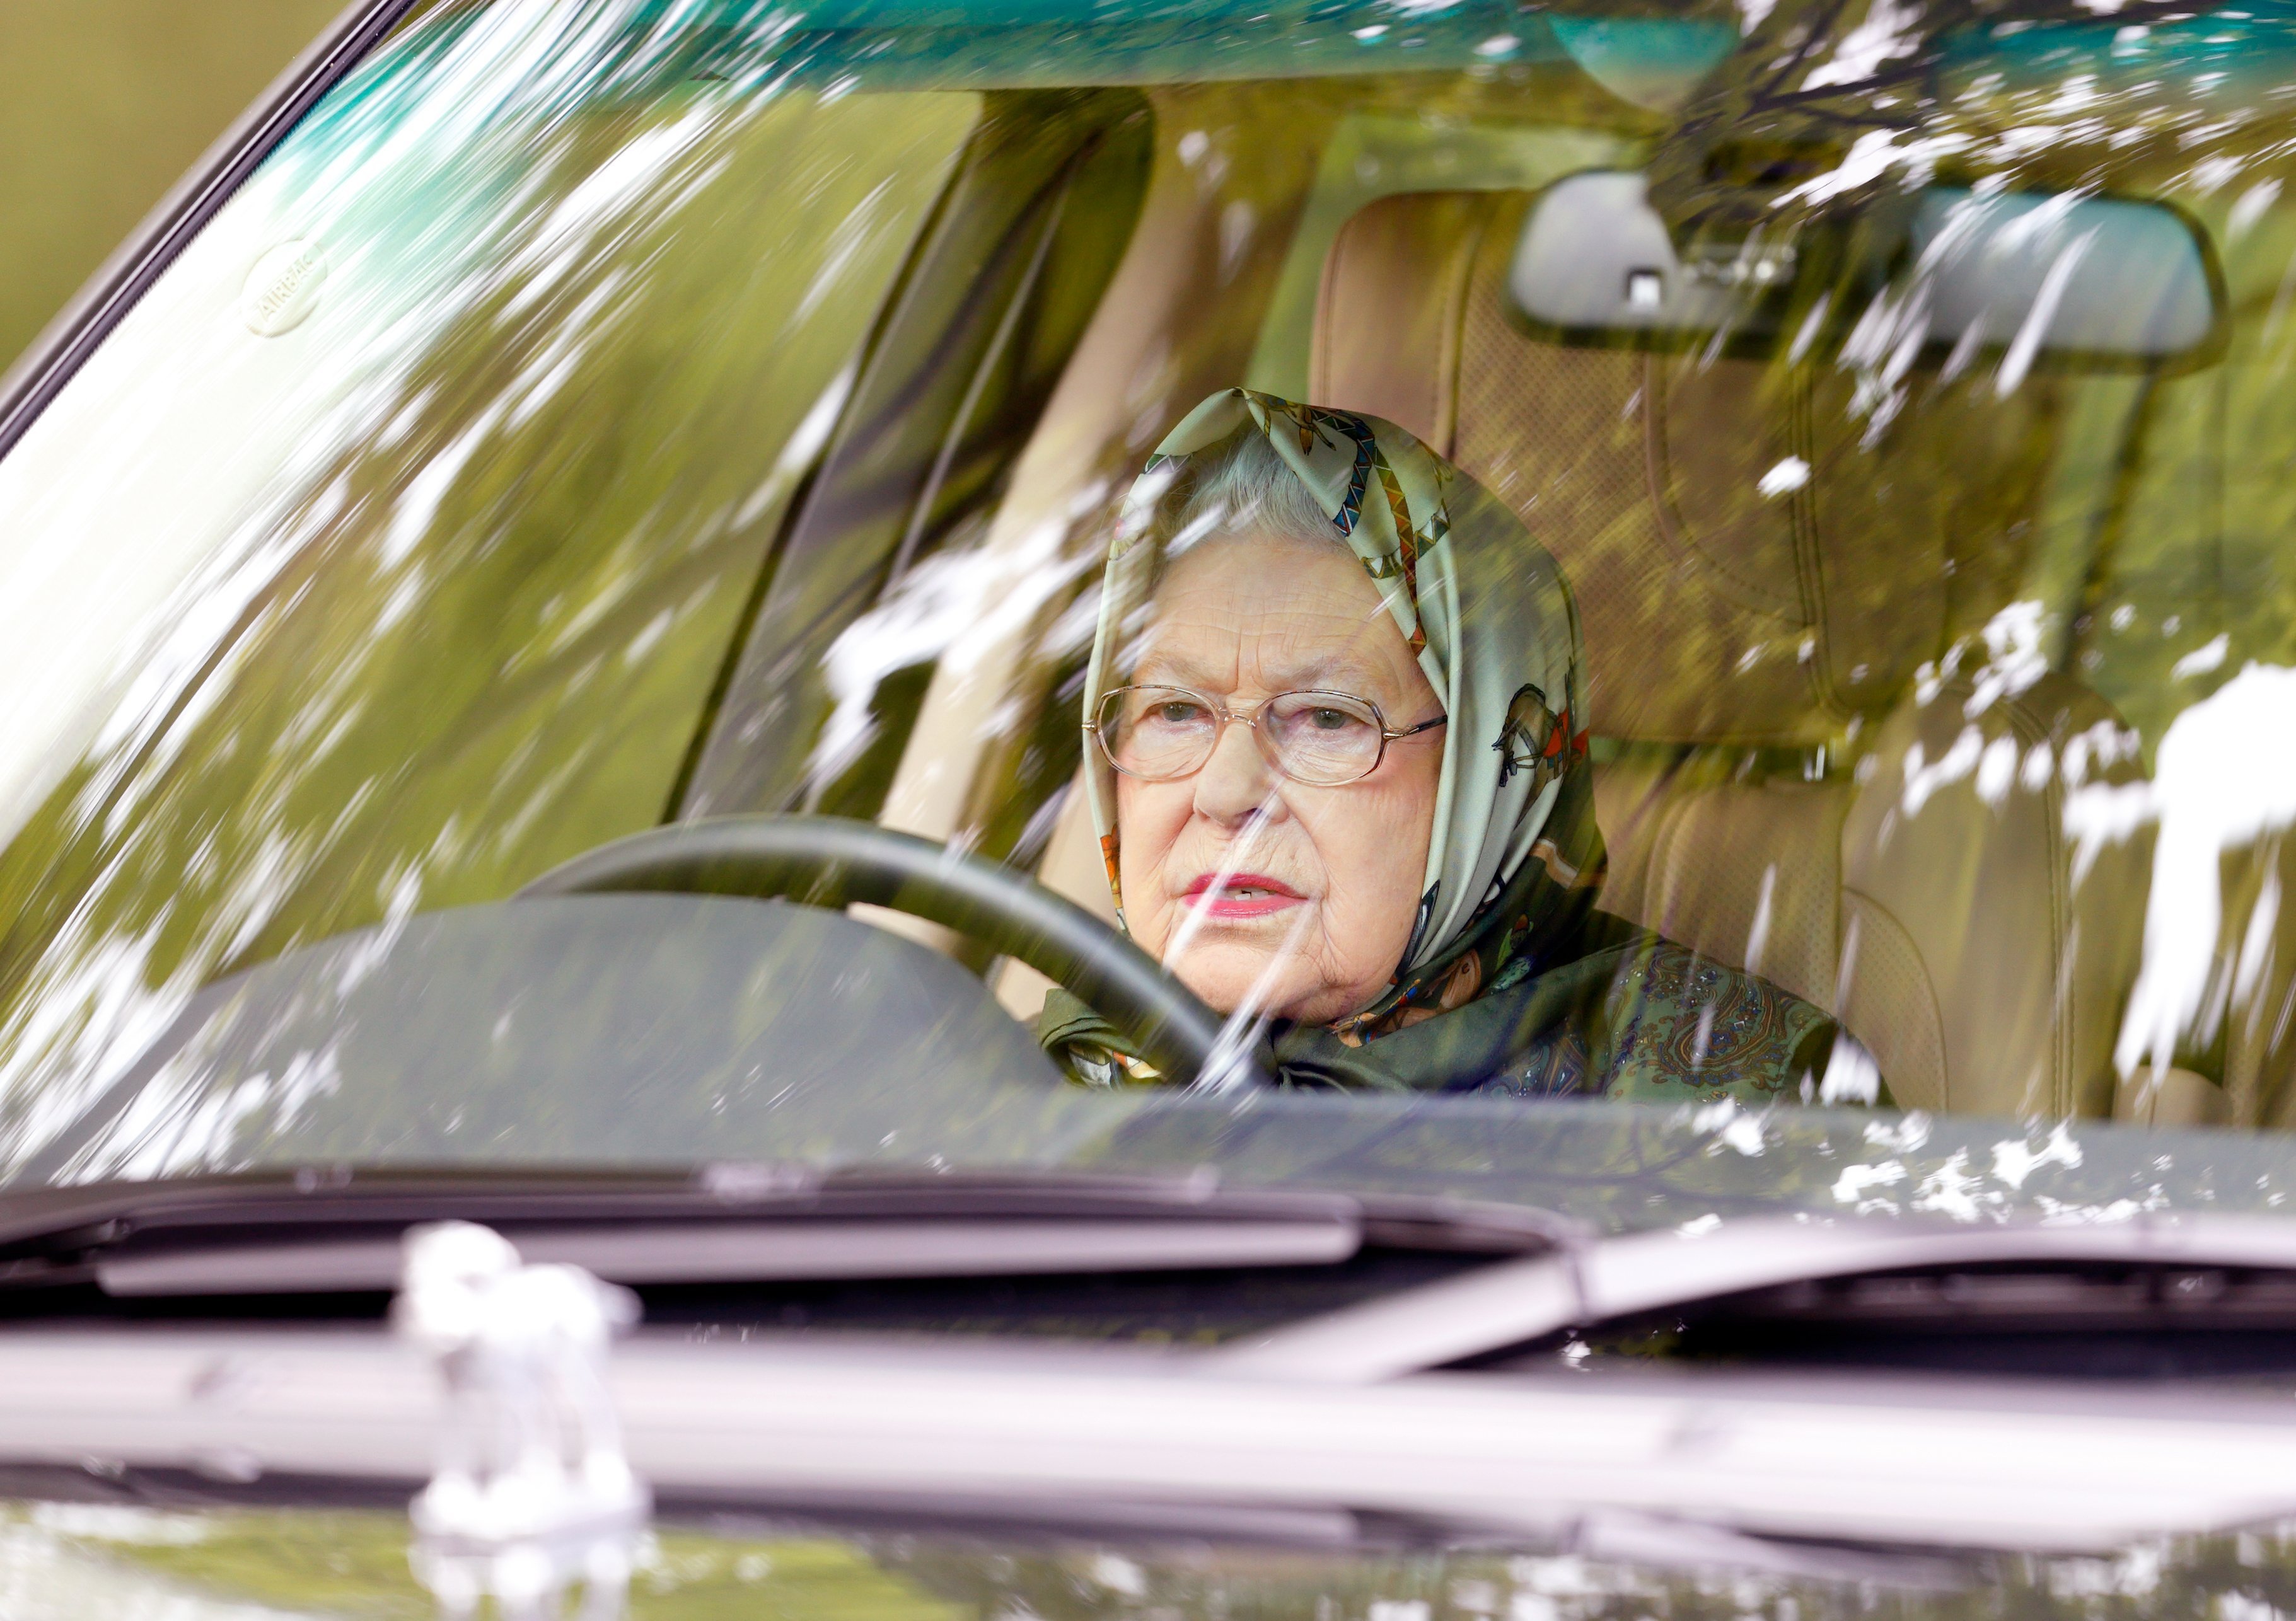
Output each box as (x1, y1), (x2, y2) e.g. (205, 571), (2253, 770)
(1508, 170), (2224, 368)
(1901, 188), (2220, 362)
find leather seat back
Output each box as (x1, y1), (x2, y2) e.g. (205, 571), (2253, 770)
(1313, 187), (2148, 1117)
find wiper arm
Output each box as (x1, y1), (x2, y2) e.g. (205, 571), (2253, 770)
(1223, 1213), (2296, 1381)
(0, 1165), (1572, 1299)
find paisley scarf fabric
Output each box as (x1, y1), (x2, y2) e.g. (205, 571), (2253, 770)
(1042, 389), (1870, 1107)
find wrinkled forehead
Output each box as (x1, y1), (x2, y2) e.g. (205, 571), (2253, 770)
(1127, 533), (1421, 698)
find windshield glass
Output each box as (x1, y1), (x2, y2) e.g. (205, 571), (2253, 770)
(2, 0), (2293, 1207)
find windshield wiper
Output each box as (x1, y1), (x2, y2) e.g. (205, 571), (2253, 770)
(1222, 1213), (2296, 1380)
(0, 1165), (1574, 1300)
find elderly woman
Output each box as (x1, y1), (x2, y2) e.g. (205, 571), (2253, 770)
(1038, 389), (1882, 1106)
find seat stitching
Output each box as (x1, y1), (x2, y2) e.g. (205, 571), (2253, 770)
(1997, 691), (2072, 1112)
(1787, 366), (1853, 722)
(1841, 883), (1952, 1112)
(1640, 354), (1807, 622)
(1435, 197), (1493, 458)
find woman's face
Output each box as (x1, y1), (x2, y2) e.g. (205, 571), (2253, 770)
(1116, 532), (1445, 1025)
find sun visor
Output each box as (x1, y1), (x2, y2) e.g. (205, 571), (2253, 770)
(1509, 171), (2224, 367)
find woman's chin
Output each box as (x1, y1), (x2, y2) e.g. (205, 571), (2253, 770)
(1173, 953), (1364, 1025)
(1173, 951), (1305, 1020)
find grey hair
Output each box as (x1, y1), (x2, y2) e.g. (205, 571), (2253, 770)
(1118, 429), (1354, 676)
(1166, 429), (1339, 556)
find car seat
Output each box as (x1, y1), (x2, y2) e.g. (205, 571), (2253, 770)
(1310, 188), (2152, 1118)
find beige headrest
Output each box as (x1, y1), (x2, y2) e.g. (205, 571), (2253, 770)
(1311, 189), (2055, 747)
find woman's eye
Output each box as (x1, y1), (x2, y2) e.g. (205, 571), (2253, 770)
(1308, 707), (1353, 730)
(1147, 700), (1208, 726)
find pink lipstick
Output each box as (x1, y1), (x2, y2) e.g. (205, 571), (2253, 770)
(1181, 872), (1306, 919)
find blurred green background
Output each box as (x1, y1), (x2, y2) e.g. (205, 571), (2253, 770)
(0, 0), (346, 375)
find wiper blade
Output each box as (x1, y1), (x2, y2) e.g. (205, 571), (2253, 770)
(0, 1165), (1571, 1298)
(97, 1218), (1368, 1297)
(1224, 1213), (2296, 1380)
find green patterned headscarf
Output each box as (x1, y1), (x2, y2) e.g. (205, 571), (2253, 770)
(1082, 388), (1608, 1034)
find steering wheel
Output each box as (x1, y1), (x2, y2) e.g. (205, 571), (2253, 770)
(518, 814), (1249, 1088)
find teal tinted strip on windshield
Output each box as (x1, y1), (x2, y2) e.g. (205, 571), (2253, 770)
(1938, 0), (2296, 83)
(311, 0), (2296, 115)
(581, 0), (1572, 88)
(327, 0), (1770, 96)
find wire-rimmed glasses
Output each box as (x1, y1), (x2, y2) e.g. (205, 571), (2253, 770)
(1089, 684), (1447, 788)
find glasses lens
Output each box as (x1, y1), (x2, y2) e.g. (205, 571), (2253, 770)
(1099, 686), (1219, 780)
(1263, 691), (1384, 785)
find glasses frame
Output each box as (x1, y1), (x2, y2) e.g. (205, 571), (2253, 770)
(1088, 683), (1447, 788)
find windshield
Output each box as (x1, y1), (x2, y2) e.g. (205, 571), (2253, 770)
(1, 0), (2293, 1209)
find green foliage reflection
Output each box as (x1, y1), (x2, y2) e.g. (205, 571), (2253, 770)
(0, 6), (978, 1171)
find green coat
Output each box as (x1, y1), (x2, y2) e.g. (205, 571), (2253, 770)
(1038, 913), (1881, 1107)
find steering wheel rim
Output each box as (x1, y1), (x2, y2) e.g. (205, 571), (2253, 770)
(518, 814), (1250, 1088)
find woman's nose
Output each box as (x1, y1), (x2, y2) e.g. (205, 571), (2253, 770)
(1191, 715), (1283, 828)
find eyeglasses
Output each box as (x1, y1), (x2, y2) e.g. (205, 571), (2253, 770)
(1090, 684), (1447, 788)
